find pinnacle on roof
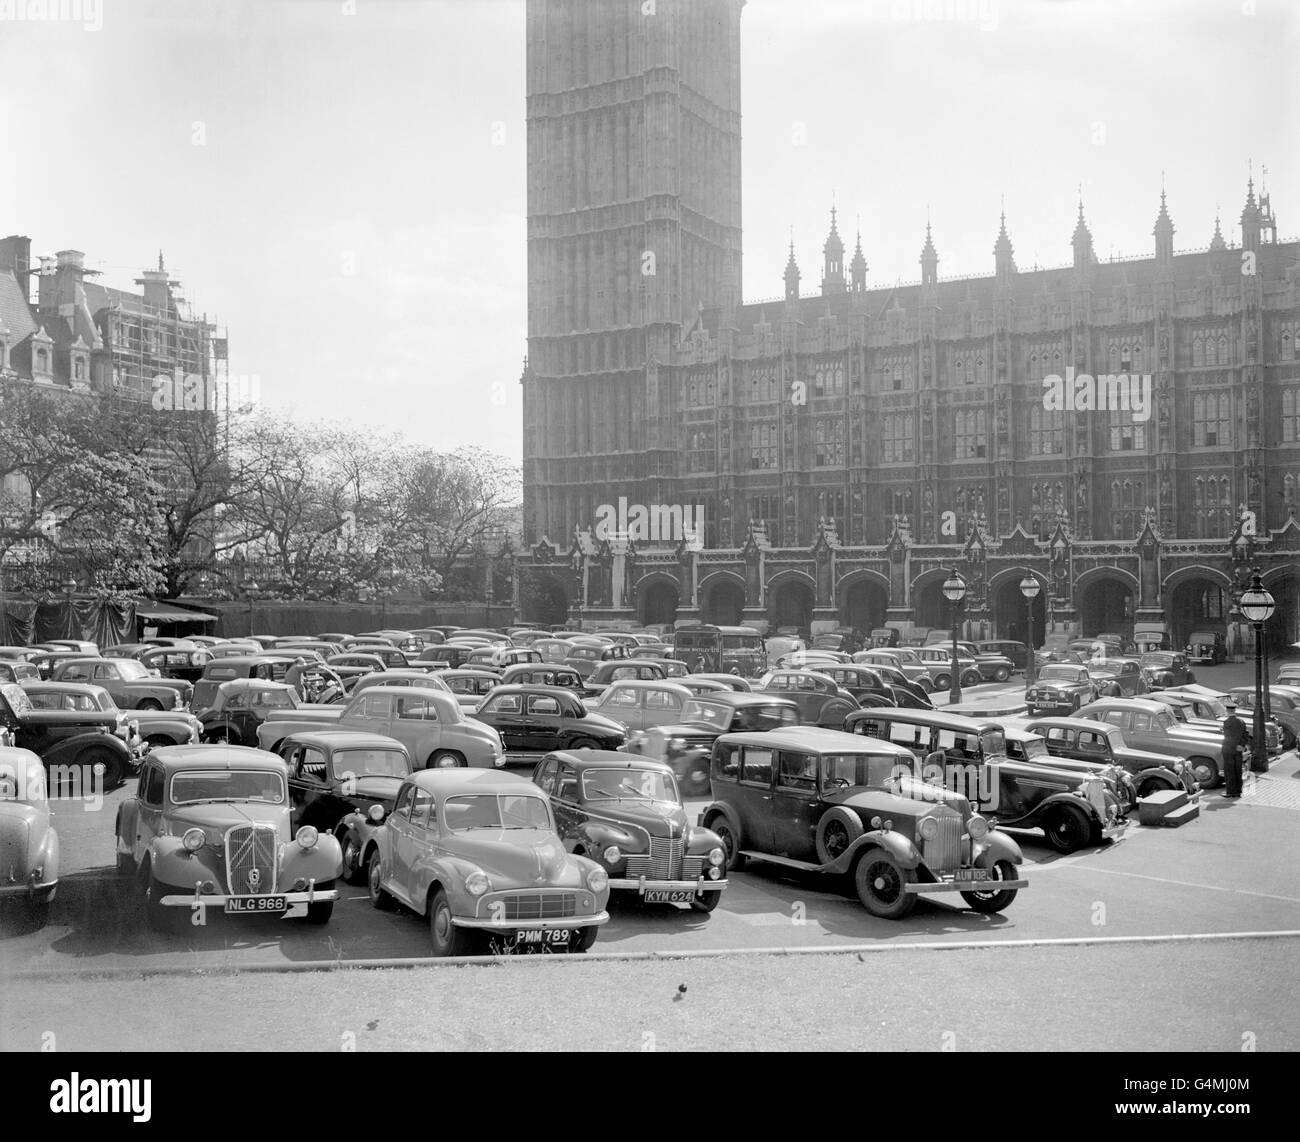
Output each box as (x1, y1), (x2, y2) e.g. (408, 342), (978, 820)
(1072, 198), (1092, 245)
(823, 204), (844, 255)
(784, 238), (799, 275)
(921, 219), (937, 260)
(994, 209), (1014, 255)
(1153, 188), (1174, 234)
(1241, 173), (1261, 223)
(850, 227), (867, 272)
(1209, 212), (1227, 251)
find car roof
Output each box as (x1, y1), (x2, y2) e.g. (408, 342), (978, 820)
(484, 684), (579, 698)
(687, 692), (796, 708)
(440, 668), (503, 680)
(409, 768), (537, 795)
(1080, 697), (1165, 711)
(279, 731), (407, 752)
(601, 678), (691, 693)
(148, 744), (283, 770)
(1023, 715), (1116, 733)
(719, 725), (917, 757)
(542, 748), (675, 774)
(217, 677), (296, 692)
(846, 707), (1001, 733)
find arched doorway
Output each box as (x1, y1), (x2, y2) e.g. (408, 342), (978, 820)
(1077, 573), (1135, 637)
(519, 571), (570, 627)
(993, 575), (1047, 648)
(700, 576), (746, 626)
(638, 578), (680, 627)
(1166, 572), (1230, 650)
(1263, 568), (1300, 655)
(913, 576), (950, 632)
(840, 575), (889, 633)
(769, 576), (814, 635)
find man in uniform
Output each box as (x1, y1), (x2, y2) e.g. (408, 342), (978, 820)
(1220, 699), (1249, 798)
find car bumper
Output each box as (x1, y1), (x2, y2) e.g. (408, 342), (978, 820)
(1026, 699), (1079, 713)
(608, 876), (728, 894)
(906, 874), (1030, 894)
(0, 877), (58, 899)
(455, 911), (609, 930)
(159, 887), (339, 909)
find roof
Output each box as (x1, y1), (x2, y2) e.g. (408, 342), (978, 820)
(721, 725), (916, 756)
(21, 680), (111, 694)
(1021, 715), (1115, 732)
(544, 749), (673, 773)
(216, 677), (295, 693)
(134, 602), (218, 623)
(688, 691), (796, 708)
(277, 730), (408, 752)
(409, 768), (536, 795)
(149, 744), (281, 770)
(0, 269), (37, 342)
(844, 707), (1001, 731)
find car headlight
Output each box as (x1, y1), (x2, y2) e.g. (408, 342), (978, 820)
(182, 827), (205, 852)
(707, 846), (724, 867)
(919, 816), (939, 840)
(602, 845), (622, 864)
(465, 870), (490, 896)
(586, 867), (608, 893)
(368, 803), (386, 823)
(173, 692), (184, 709)
(667, 737), (686, 752)
(435, 755), (459, 768)
(967, 814), (989, 840)
(296, 825), (319, 850)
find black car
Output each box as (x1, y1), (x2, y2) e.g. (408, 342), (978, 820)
(758, 669), (859, 728)
(470, 685), (627, 764)
(0, 680), (139, 789)
(811, 664), (897, 707)
(978, 640), (1030, 672)
(1025, 663), (1099, 716)
(1085, 657), (1148, 697)
(198, 679), (308, 745)
(1139, 651), (1196, 690)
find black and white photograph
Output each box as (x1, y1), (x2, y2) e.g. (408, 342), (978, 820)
(0, 0), (1296, 1092)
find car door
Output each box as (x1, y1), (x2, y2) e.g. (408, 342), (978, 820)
(134, 763), (167, 860)
(734, 744), (776, 851)
(392, 693), (439, 756)
(349, 691), (395, 736)
(769, 749), (821, 860)
(550, 761), (584, 841)
(479, 691), (526, 750)
(287, 745), (331, 831)
(642, 686), (684, 729)
(523, 692), (565, 751)
(382, 783), (418, 906)
(596, 685), (641, 731)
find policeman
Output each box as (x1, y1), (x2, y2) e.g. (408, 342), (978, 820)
(1220, 699), (1249, 798)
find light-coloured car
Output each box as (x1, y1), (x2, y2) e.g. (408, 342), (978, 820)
(584, 679), (694, 732)
(0, 747), (59, 927)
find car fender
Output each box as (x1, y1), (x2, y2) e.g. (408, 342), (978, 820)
(1133, 764), (1180, 790)
(827, 828), (920, 876)
(42, 731), (131, 768)
(698, 800), (742, 839)
(147, 837), (218, 890)
(280, 833), (344, 885)
(577, 820), (640, 853)
(1029, 789), (1103, 826)
(134, 715), (191, 741)
(200, 718), (246, 744)
(973, 829), (1023, 868)
(114, 800), (138, 853)
(30, 822), (59, 885)
(408, 853), (480, 917)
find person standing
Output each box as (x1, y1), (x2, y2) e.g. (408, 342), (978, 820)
(1220, 700), (1249, 798)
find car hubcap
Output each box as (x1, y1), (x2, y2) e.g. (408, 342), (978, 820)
(825, 824), (848, 858)
(369, 861), (381, 896)
(867, 861), (899, 901)
(435, 907), (451, 944)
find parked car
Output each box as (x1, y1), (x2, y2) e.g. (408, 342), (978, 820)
(954, 642), (1015, 683)
(581, 658), (669, 698)
(1140, 651), (1196, 690)
(38, 640), (100, 655)
(22, 681), (200, 750)
(1025, 663), (1099, 715)
(811, 628), (863, 655)
(499, 664), (586, 692)
(50, 657), (192, 711)
(472, 686), (627, 763)
(758, 669), (860, 728)
(1085, 657), (1148, 697)
(533, 750), (727, 911)
(1147, 692), (1281, 755)
(440, 668), (504, 712)
(585, 679), (694, 733)
(1075, 697), (1229, 788)
(844, 708), (1126, 853)
(625, 692), (801, 795)
(1022, 715), (1201, 800)
(810, 664), (898, 707)
(1001, 725), (1138, 817)
(1224, 685), (1300, 751)
(137, 646), (212, 684)
(257, 686), (505, 770)
(700, 726), (1029, 917)
(349, 670), (452, 698)
(977, 640), (1030, 672)
(278, 730), (413, 884)
(856, 662), (933, 708)
(854, 648), (933, 691)
(1276, 664), (1300, 687)
(197, 679), (314, 746)
(361, 769), (610, 955)
(0, 660), (40, 685)
(0, 682), (140, 789)
(415, 644), (482, 670)
(1185, 630), (1227, 666)
(678, 677), (731, 697)
(914, 646), (984, 690)
(533, 638), (576, 665)
(0, 747), (59, 927)
(28, 650), (95, 680)
(114, 744), (342, 929)
(687, 673), (753, 693)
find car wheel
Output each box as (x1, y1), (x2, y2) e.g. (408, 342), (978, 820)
(853, 848), (917, 919)
(570, 925), (599, 952)
(960, 859), (1020, 914)
(917, 678), (934, 694)
(80, 746), (122, 790)
(338, 831), (366, 886)
(1282, 726), (1297, 752)
(428, 750), (465, 769)
(690, 884), (723, 913)
(366, 851), (395, 911)
(962, 670), (983, 688)
(1043, 804), (1092, 853)
(115, 850), (136, 876)
(304, 881), (335, 925)
(1137, 776), (1175, 799)
(138, 699), (164, 711)
(428, 888), (474, 956)
(933, 673), (951, 691)
(568, 737), (599, 750)
(711, 817), (746, 873)
(815, 806), (864, 865)
(1188, 756), (1220, 789)
(994, 666), (1011, 682)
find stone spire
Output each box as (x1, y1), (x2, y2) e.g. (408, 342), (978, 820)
(1240, 172), (1262, 251)
(784, 237), (801, 302)
(1209, 211), (1227, 252)
(821, 204), (846, 295)
(1071, 196), (1095, 271)
(994, 205), (1016, 280)
(920, 219), (938, 286)
(849, 223), (867, 294)
(1153, 186), (1174, 264)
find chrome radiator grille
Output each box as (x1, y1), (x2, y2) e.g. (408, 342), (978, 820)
(922, 813), (963, 872)
(625, 837), (705, 881)
(224, 824), (277, 895)
(501, 892), (577, 920)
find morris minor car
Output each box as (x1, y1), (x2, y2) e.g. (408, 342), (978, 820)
(362, 769), (610, 955)
(472, 685), (627, 763)
(51, 657), (192, 711)
(532, 750), (727, 911)
(114, 745), (342, 928)
(700, 727), (1028, 918)
(0, 747), (59, 927)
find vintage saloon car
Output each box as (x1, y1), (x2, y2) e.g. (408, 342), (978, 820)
(499, 663), (586, 692)
(914, 646), (985, 691)
(190, 655), (295, 713)
(50, 657), (192, 711)
(440, 668), (504, 711)
(22, 681), (200, 750)
(581, 658), (669, 698)
(198, 679), (315, 746)
(1075, 697), (1228, 788)
(114, 744), (342, 928)
(1020, 715), (1199, 800)
(531, 751), (727, 912)
(278, 730), (413, 885)
(472, 685), (627, 762)
(1225, 685), (1300, 751)
(1085, 657), (1148, 697)
(1025, 663), (1099, 715)
(1185, 630), (1228, 666)
(845, 708), (1125, 853)
(1147, 691), (1281, 755)
(363, 768), (610, 956)
(977, 640), (1030, 672)
(257, 686), (505, 769)
(0, 682), (139, 789)
(584, 679), (694, 733)
(758, 669), (860, 729)
(1001, 725), (1137, 816)
(0, 660), (41, 685)
(700, 727), (1028, 918)
(954, 641), (1016, 683)
(1139, 651), (1196, 690)
(810, 664), (898, 707)
(138, 646), (212, 684)
(0, 747), (59, 927)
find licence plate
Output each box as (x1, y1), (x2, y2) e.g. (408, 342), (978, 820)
(514, 928), (570, 945)
(954, 869), (990, 883)
(225, 895), (288, 914)
(644, 889), (695, 903)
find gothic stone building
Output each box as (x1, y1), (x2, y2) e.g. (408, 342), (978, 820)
(517, 0), (1300, 651)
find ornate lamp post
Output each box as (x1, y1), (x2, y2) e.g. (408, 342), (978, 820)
(1238, 570), (1275, 774)
(942, 568), (967, 704)
(1019, 571), (1041, 686)
(60, 575), (78, 638)
(243, 579), (260, 638)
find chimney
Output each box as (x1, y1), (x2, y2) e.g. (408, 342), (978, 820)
(136, 250), (173, 312)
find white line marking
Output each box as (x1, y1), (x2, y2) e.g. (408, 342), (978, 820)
(1048, 863), (1300, 904)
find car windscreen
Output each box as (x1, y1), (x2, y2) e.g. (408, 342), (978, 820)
(331, 749), (410, 780)
(581, 767), (679, 804)
(681, 699), (729, 728)
(1016, 736), (1050, 761)
(114, 661), (150, 680)
(251, 689), (297, 708)
(170, 770), (286, 804)
(1039, 665), (1086, 682)
(443, 794), (551, 830)
(1197, 698), (1227, 717)
(1153, 708), (1177, 731)
(823, 753), (902, 788)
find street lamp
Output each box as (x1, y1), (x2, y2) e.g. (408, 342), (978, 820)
(1238, 570), (1275, 774)
(942, 568), (967, 704)
(243, 579), (260, 638)
(61, 575), (77, 639)
(1019, 571), (1041, 686)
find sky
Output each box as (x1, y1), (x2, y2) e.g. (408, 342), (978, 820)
(1, 0), (1296, 463)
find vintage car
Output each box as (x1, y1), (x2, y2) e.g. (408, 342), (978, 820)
(114, 744), (342, 928)
(137, 646), (212, 684)
(585, 679), (694, 733)
(197, 679), (320, 746)
(532, 750), (727, 911)
(362, 768), (610, 955)
(22, 681), (200, 750)
(440, 668), (504, 711)
(844, 708), (1125, 853)
(1139, 651), (1196, 690)
(278, 730), (413, 884)
(687, 672), (753, 693)
(190, 655), (295, 713)
(0, 660), (41, 685)
(356, 630), (425, 653)
(678, 677), (731, 697)
(531, 638), (575, 665)
(1021, 715), (1200, 800)
(1001, 724), (1138, 816)
(811, 628), (863, 655)
(1085, 657), (1148, 697)
(338, 645), (411, 670)
(977, 640), (1030, 672)
(0, 682), (139, 789)
(406, 628), (448, 646)
(37, 639), (100, 655)
(0, 747), (59, 927)
(1147, 691), (1281, 755)
(50, 657), (192, 710)
(954, 642), (1015, 683)
(758, 669), (859, 729)
(1075, 697), (1228, 788)
(348, 669), (451, 697)
(810, 664), (898, 707)
(500, 663), (586, 692)
(0, 647), (44, 664)
(1275, 664), (1300, 687)
(625, 692), (801, 794)
(324, 652), (389, 689)
(484, 647), (545, 671)
(914, 646), (984, 690)
(858, 662), (934, 708)
(701, 727), (1028, 917)
(29, 649), (99, 680)
(581, 658), (669, 698)
(854, 649), (931, 689)
(657, 659), (692, 679)
(1185, 630), (1228, 666)
(472, 685), (627, 762)
(257, 686), (505, 769)
(1025, 663), (1099, 715)
(1225, 685), (1300, 751)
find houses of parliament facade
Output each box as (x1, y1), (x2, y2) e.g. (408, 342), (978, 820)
(516, 0), (1300, 651)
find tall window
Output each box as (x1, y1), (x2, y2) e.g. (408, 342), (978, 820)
(890, 489), (913, 520)
(749, 497), (781, 547)
(1283, 389), (1300, 442)
(818, 491), (846, 529)
(1193, 476), (1233, 538)
(1109, 480), (1144, 539)
(813, 360), (844, 396)
(749, 422), (778, 470)
(1108, 410), (1147, 452)
(954, 409), (987, 458)
(1192, 392), (1231, 447)
(749, 365), (779, 404)
(814, 419), (845, 467)
(882, 413), (914, 463)
(1028, 406), (1063, 455)
(688, 426), (716, 473)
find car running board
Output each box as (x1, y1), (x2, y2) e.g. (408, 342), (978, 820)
(739, 850), (822, 872)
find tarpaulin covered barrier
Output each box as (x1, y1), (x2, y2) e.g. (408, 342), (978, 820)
(0, 596), (136, 646)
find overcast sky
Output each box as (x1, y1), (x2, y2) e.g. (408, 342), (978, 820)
(2, 0), (1295, 461)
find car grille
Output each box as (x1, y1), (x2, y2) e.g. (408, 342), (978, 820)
(921, 812), (963, 873)
(500, 892), (577, 920)
(625, 837), (706, 881)
(224, 824), (278, 895)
